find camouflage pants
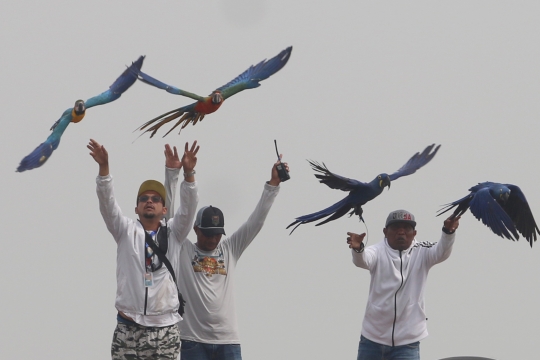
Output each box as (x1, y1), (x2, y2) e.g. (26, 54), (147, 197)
(111, 322), (180, 360)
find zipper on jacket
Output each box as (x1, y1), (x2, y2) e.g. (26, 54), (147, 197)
(144, 287), (148, 315)
(391, 250), (404, 347)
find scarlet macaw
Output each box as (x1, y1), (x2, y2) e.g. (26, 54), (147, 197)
(134, 46), (292, 138)
(16, 56), (144, 172)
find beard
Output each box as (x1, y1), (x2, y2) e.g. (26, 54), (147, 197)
(143, 213), (156, 219)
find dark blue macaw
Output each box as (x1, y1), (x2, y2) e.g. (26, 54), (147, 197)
(16, 56), (144, 172)
(287, 144), (441, 234)
(134, 46), (292, 138)
(438, 182), (539, 247)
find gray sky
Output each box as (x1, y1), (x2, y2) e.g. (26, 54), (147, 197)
(2, 1), (539, 359)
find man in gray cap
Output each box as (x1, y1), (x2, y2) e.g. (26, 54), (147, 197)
(347, 210), (460, 360)
(164, 155), (289, 360)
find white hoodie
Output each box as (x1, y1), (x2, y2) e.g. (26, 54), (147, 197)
(352, 232), (455, 346)
(96, 174), (198, 321)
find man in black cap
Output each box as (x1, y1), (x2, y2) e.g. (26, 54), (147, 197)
(347, 210), (460, 360)
(164, 156), (289, 360)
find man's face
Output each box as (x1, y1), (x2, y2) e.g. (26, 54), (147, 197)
(135, 190), (166, 220)
(383, 222), (417, 251)
(194, 227), (223, 251)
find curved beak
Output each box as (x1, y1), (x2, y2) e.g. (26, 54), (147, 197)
(211, 92), (223, 104)
(501, 190), (510, 202)
(380, 177), (391, 190)
(74, 100), (86, 115)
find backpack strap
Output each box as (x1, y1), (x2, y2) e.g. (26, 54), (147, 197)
(141, 223), (186, 316)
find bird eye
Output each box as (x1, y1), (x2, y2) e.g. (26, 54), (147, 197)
(378, 175), (381, 179)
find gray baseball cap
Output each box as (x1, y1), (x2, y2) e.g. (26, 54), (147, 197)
(385, 209), (416, 228)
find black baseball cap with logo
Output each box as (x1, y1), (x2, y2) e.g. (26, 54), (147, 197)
(194, 206), (226, 236)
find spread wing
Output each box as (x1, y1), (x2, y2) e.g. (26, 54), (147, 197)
(469, 188), (519, 241)
(16, 109), (73, 172)
(85, 56), (145, 109)
(308, 160), (370, 192)
(503, 184), (539, 247)
(136, 69), (205, 102)
(389, 144), (441, 181)
(216, 46), (292, 100)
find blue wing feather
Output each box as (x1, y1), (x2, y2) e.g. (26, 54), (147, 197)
(389, 144), (441, 181)
(85, 56), (144, 109)
(503, 184), (539, 246)
(216, 46), (292, 100)
(469, 188), (519, 240)
(17, 110), (73, 172)
(136, 69), (205, 101)
(308, 160), (369, 192)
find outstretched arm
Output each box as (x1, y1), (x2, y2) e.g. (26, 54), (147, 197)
(164, 141), (199, 219)
(226, 157), (287, 258)
(348, 232), (376, 269)
(425, 215), (461, 267)
(164, 144), (182, 220)
(170, 141), (200, 242)
(88, 139), (127, 242)
(88, 138), (109, 176)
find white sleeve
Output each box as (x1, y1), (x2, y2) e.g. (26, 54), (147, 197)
(424, 232), (455, 268)
(351, 245), (378, 270)
(224, 182), (279, 260)
(96, 175), (129, 243)
(169, 180), (199, 244)
(164, 167), (180, 220)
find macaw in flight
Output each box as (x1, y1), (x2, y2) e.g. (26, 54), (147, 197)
(287, 144), (441, 234)
(134, 46), (292, 138)
(438, 182), (539, 247)
(16, 56), (145, 172)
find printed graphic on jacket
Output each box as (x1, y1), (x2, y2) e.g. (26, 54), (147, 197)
(407, 241), (436, 254)
(192, 250), (227, 277)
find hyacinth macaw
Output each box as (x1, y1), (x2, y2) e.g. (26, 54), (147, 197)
(438, 182), (539, 247)
(16, 56), (144, 172)
(287, 144), (441, 234)
(134, 46), (292, 138)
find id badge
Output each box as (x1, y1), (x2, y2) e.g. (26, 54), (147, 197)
(144, 272), (153, 287)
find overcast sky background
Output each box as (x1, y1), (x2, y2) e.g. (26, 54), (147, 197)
(2, 1), (539, 359)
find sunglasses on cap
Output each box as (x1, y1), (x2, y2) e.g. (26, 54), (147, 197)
(138, 195), (163, 203)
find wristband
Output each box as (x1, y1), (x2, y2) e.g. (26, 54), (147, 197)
(183, 170), (196, 178)
(442, 227), (455, 234)
(353, 243), (365, 253)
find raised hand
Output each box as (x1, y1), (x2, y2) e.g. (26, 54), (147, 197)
(181, 141), (200, 174)
(87, 139), (109, 176)
(269, 154), (289, 186)
(347, 232), (366, 252)
(164, 144), (182, 169)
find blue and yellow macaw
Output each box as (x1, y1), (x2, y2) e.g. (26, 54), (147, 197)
(16, 56), (145, 172)
(134, 46), (292, 138)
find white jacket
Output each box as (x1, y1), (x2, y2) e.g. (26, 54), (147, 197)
(96, 174), (198, 317)
(352, 233), (455, 346)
